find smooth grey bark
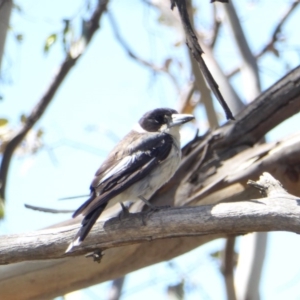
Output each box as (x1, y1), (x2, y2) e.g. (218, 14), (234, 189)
(0, 0), (12, 72)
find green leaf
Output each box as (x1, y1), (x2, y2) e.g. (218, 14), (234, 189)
(15, 34), (23, 42)
(210, 250), (221, 259)
(0, 198), (5, 219)
(0, 118), (8, 127)
(62, 19), (71, 53)
(44, 33), (57, 53)
(20, 114), (27, 123)
(37, 129), (43, 137)
(62, 19), (70, 35)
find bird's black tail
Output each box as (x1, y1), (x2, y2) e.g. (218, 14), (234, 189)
(66, 203), (107, 252)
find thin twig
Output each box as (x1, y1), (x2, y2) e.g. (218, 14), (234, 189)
(24, 204), (74, 214)
(106, 10), (179, 89)
(171, 0), (234, 120)
(58, 194), (89, 201)
(209, 3), (222, 48)
(185, 0), (219, 127)
(227, 1), (300, 78)
(257, 1), (300, 59)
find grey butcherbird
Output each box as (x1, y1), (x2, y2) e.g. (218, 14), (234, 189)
(66, 108), (194, 252)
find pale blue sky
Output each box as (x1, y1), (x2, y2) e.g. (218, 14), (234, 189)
(1, 0), (300, 299)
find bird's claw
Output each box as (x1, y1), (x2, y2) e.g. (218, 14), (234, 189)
(118, 202), (132, 220)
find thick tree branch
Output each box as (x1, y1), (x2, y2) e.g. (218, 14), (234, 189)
(0, 173), (299, 265)
(0, 0), (109, 201)
(216, 66), (300, 148)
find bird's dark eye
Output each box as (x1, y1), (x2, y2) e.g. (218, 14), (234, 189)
(155, 115), (167, 124)
(156, 116), (163, 123)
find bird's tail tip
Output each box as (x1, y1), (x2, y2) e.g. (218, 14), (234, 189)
(65, 237), (81, 253)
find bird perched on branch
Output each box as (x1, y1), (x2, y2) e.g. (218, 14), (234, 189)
(66, 108), (194, 252)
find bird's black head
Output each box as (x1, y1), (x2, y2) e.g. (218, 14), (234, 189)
(139, 108), (195, 132)
(139, 108), (178, 132)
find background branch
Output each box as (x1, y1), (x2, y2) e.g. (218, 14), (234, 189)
(257, 1), (299, 59)
(227, 1), (300, 78)
(221, 236), (236, 300)
(107, 10), (179, 88)
(222, 1), (261, 102)
(0, 0), (109, 201)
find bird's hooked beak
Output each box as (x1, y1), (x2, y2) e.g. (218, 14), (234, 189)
(169, 113), (194, 127)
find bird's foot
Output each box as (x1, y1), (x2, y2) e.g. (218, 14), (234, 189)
(118, 202), (132, 220)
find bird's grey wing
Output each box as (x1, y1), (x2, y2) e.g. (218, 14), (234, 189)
(72, 133), (173, 218)
(93, 131), (172, 181)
